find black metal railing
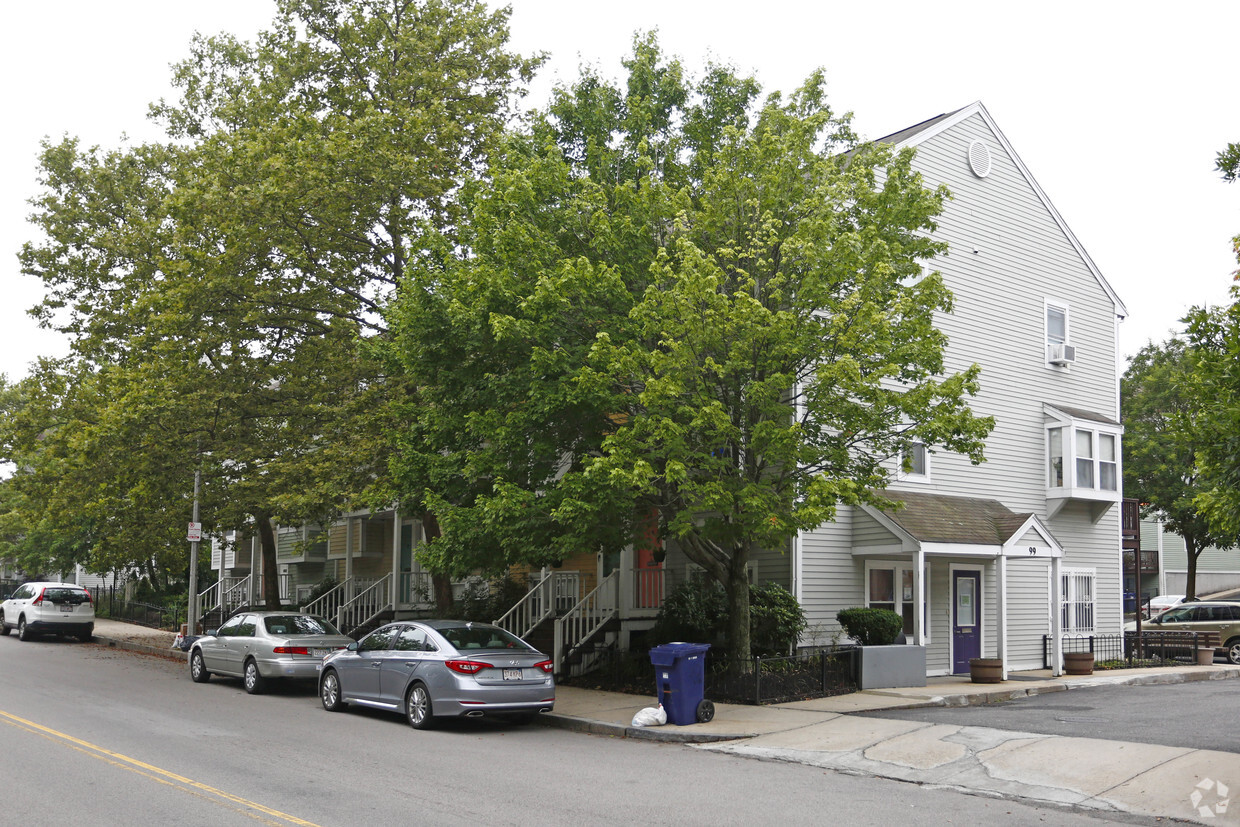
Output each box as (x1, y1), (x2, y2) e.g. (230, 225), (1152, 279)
(705, 646), (858, 705)
(86, 586), (183, 631)
(1044, 631), (1215, 668)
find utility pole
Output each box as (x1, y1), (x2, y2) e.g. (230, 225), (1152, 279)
(187, 467), (201, 636)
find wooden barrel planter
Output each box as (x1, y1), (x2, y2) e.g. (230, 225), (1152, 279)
(969, 657), (1004, 684)
(1063, 651), (1094, 675)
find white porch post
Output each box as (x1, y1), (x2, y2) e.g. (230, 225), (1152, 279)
(997, 554), (1008, 680)
(1051, 556), (1063, 676)
(913, 547), (926, 646)
(619, 544), (634, 620)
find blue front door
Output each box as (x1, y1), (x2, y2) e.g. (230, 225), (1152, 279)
(952, 570), (981, 674)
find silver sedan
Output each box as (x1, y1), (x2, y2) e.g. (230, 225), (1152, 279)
(189, 611), (353, 694)
(318, 619), (555, 729)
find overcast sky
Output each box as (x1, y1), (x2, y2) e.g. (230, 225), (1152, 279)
(3, 1), (1237, 383)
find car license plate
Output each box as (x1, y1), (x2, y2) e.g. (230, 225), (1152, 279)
(503, 668), (522, 681)
(59, 604), (73, 613)
(311, 648), (328, 657)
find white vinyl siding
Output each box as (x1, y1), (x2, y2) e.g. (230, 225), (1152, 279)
(796, 106), (1124, 669)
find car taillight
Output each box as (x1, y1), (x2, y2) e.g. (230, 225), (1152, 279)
(272, 646), (310, 655)
(31, 589), (44, 606)
(82, 590), (93, 605)
(446, 659), (491, 674)
(535, 660), (553, 674)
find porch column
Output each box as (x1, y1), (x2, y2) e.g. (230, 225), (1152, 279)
(391, 507), (401, 607)
(997, 554), (1008, 680)
(345, 518), (354, 599)
(1050, 555), (1063, 676)
(913, 547), (926, 646)
(618, 544), (634, 620)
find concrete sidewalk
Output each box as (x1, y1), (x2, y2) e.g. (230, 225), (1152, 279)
(91, 618), (1240, 823)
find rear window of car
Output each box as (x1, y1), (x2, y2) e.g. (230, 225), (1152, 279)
(264, 615), (341, 636)
(42, 588), (88, 604)
(440, 625), (534, 651)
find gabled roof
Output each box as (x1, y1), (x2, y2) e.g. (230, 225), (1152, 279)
(861, 489), (1061, 555)
(872, 101), (1127, 319)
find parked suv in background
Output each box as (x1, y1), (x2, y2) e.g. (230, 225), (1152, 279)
(1142, 600), (1240, 664)
(0, 582), (95, 642)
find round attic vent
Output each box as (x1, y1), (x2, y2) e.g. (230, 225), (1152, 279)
(968, 140), (992, 178)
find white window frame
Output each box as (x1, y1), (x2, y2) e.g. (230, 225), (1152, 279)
(864, 560), (930, 643)
(1045, 411), (1122, 507)
(1045, 299), (1070, 367)
(1060, 568), (1096, 634)
(898, 439), (931, 483)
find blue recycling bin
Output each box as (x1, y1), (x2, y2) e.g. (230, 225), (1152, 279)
(649, 642), (712, 726)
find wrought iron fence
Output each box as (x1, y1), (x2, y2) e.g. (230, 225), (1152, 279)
(87, 586), (183, 631)
(1044, 631), (1215, 668)
(706, 646), (858, 705)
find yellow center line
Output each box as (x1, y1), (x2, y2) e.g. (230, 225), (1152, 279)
(0, 709), (321, 827)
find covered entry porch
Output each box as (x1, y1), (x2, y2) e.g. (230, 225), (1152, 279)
(854, 490), (1067, 678)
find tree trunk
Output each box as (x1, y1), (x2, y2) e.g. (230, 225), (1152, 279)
(421, 511), (454, 615)
(1186, 536), (1200, 600)
(724, 543), (752, 673)
(254, 511), (281, 609)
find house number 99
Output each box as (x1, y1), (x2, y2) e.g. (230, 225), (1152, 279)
(1028, 546), (1038, 555)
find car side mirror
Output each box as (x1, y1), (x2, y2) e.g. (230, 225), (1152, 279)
(207, 628), (219, 636)
(347, 641), (359, 651)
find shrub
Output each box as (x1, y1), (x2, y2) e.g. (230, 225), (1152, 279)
(651, 579), (808, 656)
(750, 582), (807, 656)
(836, 607), (903, 646)
(453, 572), (530, 622)
(651, 578), (727, 644)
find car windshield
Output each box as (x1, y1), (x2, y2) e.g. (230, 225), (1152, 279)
(440, 624), (534, 652)
(263, 615), (341, 636)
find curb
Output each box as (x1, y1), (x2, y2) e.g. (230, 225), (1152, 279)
(536, 711), (746, 743)
(93, 635), (184, 662)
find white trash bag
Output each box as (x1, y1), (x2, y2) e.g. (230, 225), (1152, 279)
(631, 703), (667, 727)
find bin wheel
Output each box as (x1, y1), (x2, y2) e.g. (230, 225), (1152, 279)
(696, 699), (715, 723)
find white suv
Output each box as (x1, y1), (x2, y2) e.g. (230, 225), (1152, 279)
(0, 582), (95, 642)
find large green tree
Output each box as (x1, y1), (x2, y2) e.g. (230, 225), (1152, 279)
(1121, 336), (1235, 599)
(12, 0), (538, 606)
(388, 37), (993, 664)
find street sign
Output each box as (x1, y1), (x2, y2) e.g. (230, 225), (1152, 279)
(187, 521), (202, 542)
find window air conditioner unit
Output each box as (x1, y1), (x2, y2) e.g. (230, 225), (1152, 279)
(1048, 343), (1077, 365)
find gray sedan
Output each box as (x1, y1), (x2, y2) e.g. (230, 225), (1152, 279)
(189, 611), (353, 694)
(318, 619), (555, 729)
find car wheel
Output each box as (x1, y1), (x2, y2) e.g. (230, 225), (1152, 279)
(79, 625), (93, 643)
(243, 659), (268, 695)
(0, 610), (9, 635)
(17, 617), (33, 642)
(320, 669), (346, 711)
(189, 649), (212, 683)
(405, 683), (434, 730)
(1226, 639), (1240, 665)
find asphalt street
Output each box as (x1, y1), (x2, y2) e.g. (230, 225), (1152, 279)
(859, 680), (1240, 753)
(0, 634), (1127, 826)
